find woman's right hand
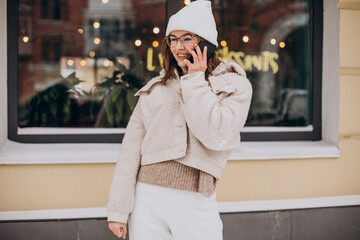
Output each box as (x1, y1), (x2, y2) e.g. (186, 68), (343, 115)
(108, 221), (127, 239)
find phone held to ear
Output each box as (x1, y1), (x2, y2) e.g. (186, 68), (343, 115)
(187, 40), (217, 63)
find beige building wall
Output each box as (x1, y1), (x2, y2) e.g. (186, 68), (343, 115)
(0, 0), (7, 147)
(1, 0), (360, 211)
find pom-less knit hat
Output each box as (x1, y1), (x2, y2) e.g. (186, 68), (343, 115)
(165, 0), (218, 47)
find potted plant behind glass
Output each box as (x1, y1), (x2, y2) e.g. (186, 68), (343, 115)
(94, 58), (145, 128)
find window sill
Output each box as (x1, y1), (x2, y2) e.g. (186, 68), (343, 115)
(229, 140), (340, 160)
(0, 140), (340, 165)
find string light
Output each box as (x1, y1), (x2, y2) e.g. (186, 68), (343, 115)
(78, 28), (83, 34)
(89, 51), (95, 57)
(153, 27), (160, 34)
(152, 41), (159, 48)
(22, 36), (29, 43)
(93, 21), (100, 29)
(279, 42), (285, 48)
(220, 40), (227, 47)
(94, 38), (101, 45)
(184, 0), (191, 5)
(135, 39), (142, 47)
(270, 38), (276, 45)
(67, 59), (74, 66)
(242, 35), (249, 43)
(80, 60), (87, 66)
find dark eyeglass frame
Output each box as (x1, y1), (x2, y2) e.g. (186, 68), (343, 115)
(165, 34), (198, 47)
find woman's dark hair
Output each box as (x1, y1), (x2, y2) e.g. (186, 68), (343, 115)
(160, 38), (222, 83)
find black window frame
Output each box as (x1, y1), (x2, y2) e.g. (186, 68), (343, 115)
(7, 0), (322, 143)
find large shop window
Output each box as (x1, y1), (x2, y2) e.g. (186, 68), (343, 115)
(8, 0), (322, 143)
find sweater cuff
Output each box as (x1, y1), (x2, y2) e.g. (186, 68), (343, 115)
(107, 211), (130, 224)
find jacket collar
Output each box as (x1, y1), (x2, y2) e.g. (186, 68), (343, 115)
(211, 61), (247, 77)
(208, 62), (246, 95)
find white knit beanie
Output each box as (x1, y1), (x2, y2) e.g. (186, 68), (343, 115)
(165, 0), (218, 47)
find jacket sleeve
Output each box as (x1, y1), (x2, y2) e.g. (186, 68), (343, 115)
(107, 100), (145, 223)
(179, 71), (252, 151)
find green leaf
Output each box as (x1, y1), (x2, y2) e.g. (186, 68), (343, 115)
(115, 97), (124, 116)
(63, 72), (82, 87)
(115, 112), (122, 126)
(49, 102), (57, 117)
(126, 89), (138, 111)
(104, 96), (114, 125)
(111, 86), (123, 102)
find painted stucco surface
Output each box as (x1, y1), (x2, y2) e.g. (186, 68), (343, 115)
(0, 0), (360, 211)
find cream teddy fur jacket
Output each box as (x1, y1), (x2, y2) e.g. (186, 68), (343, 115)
(107, 62), (252, 223)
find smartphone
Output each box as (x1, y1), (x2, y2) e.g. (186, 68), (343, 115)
(187, 39), (217, 63)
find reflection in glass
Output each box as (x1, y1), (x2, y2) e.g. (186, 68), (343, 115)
(213, 0), (311, 127)
(17, 0), (311, 129)
(18, 0), (165, 128)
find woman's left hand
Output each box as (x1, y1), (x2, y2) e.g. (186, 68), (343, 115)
(183, 44), (208, 74)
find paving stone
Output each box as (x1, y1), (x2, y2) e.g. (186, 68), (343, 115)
(78, 219), (126, 240)
(221, 211), (292, 240)
(292, 206), (360, 240)
(0, 220), (77, 240)
(1, 206), (359, 240)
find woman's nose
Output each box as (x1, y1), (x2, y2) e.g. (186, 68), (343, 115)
(175, 40), (185, 50)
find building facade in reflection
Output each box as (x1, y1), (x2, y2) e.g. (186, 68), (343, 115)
(18, 0), (310, 128)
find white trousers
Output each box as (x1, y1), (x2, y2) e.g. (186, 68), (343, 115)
(128, 182), (223, 240)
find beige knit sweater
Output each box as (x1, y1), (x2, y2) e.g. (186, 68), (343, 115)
(137, 160), (217, 195)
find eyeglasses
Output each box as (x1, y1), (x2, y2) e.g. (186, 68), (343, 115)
(165, 34), (197, 48)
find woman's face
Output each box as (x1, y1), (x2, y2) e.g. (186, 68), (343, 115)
(168, 30), (200, 69)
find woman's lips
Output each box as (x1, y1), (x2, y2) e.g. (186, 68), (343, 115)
(177, 53), (189, 60)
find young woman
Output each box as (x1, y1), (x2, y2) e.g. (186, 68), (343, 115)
(107, 1), (252, 239)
